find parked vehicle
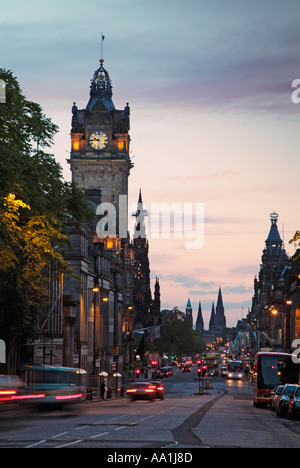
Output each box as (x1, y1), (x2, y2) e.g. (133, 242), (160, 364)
(253, 352), (299, 407)
(276, 384), (298, 418)
(287, 386), (300, 420)
(270, 385), (284, 411)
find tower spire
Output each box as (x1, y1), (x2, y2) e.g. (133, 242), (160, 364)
(215, 286), (226, 329)
(196, 301), (204, 331)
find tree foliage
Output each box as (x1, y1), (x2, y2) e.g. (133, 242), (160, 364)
(0, 69), (94, 342)
(148, 308), (206, 356)
(289, 231), (300, 260)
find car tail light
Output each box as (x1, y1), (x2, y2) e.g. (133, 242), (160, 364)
(12, 394), (45, 400)
(157, 386), (164, 391)
(55, 393), (83, 401)
(0, 390), (17, 396)
(145, 389), (154, 393)
(127, 388), (137, 393)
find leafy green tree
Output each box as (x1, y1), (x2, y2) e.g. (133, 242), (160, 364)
(0, 69), (94, 348)
(149, 308), (206, 356)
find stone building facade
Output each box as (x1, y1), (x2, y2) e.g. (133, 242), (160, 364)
(249, 212), (298, 354)
(61, 57), (136, 389)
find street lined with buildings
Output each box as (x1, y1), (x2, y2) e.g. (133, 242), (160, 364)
(1, 365), (300, 449)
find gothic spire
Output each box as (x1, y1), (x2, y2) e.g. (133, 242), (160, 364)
(215, 286), (226, 329)
(209, 302), (215, 331)
(195, 301), (204, 331)
(133, 189), (148, 240)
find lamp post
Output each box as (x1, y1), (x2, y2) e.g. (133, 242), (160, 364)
(286, 300), (293, 354)
(92, 286), (99, 374)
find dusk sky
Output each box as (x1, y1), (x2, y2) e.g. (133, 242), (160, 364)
(1, 0), (300, 327)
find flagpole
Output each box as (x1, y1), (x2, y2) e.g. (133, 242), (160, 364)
(100, 33), (105, 61)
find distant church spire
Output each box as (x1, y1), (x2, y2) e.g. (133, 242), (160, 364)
(215, 286), (226, 329)
(196, 301), (204, 331)
(209, 302), (215, 331)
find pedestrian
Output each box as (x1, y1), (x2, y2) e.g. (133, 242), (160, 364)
(100, 381), (105, 400)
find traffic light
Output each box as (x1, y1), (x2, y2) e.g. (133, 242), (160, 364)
(202, 365), (207, 377)
(135, 368), (141, 379)
(197, 368), (202, 378)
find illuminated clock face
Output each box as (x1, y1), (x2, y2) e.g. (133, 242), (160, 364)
(89, 131), (108, 150)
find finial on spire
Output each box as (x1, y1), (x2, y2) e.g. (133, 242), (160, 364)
(270, 211), (278, 226)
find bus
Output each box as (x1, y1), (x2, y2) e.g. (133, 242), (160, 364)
(253, 352), (300, 407)
(226, 360), (243, 380)
(204, 353), (220, 377)
(22, 364), (87, 407)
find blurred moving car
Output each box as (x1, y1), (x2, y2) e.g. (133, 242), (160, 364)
(276, 384), (298, 418)
(287, 385), (300, 420)
(270, 385), (284, 411)
(0, 375), (25, 404)
(126, 382), (157, 401)
(22, 364), (87, 407)
(149, 381), (165, 400)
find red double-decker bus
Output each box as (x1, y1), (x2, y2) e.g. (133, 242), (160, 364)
(253, 352), (300, 407)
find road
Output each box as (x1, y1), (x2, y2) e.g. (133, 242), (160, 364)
(1, 366), (300, 449)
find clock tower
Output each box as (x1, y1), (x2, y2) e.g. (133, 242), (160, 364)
(68, 58), (133, 235)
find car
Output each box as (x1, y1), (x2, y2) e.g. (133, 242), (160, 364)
(148, 381), (165, 400)
(126, 382), (157, 401)
(220, 366), (228, 377)
(270, 385), (284, 411)
(159, 367), (172, 377)
(182, 364), (191, 372)
(0, 375), (26, 404)
(276, 384), (298, 418)
(287, 385), (300, 420)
